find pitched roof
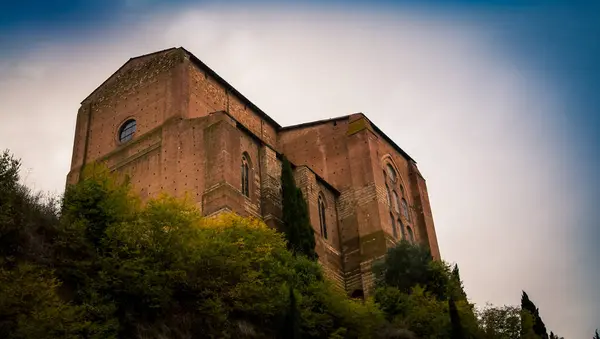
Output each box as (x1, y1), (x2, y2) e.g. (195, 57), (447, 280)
(281, 114), (416, 163)
(82, 47), (282, 129)
(280, 115), (350, 131)
(82, 47), (416, 163)
(81, 47), (179, 104)
(179, 47), (282, 130)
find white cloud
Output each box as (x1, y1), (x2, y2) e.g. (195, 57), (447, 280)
(0, 4), (591, 337)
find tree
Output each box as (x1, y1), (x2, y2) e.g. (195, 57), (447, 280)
(0, 153), (399, 338)
(374, 240), (455, 301)
(281, 287), (301, 339)
(477, 304), (521, 339)
(0, 150), (59, 261)
(101, 199), (299, 337)
(450, 264), (468, 301)
(373, 241), (482, 339)
(449, 296), (465, 339)
(520, 309), (541, 339)
(280, 156), (317, 260)
(521, 291), (548, 339)
(594, 329), (599, 339)
(375, 285), (449, 339)
(373, 241), (433, 293)
(59, 166), (389, 338)
(0, 151), (92, 338)
(0, 263), (88, 339)
(60, 163), (138, 250)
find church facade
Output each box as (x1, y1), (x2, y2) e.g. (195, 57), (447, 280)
(67, 47), (440, 297)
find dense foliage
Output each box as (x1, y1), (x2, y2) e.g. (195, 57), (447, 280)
(280, 155), (317, 260)
(0, 154), (384, 338)
(477, 304), (521, 339)
(0, 150), (582, 338)
(520, 292), (548, 339)
(372, 241), (479, 339)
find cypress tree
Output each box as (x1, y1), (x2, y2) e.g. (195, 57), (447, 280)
(280, 156), (317, 260)
(449, 296), (465, 339)
(280, 286), (302, 339)
(521, 291), (548, 339)
(451, 264), (468, 301)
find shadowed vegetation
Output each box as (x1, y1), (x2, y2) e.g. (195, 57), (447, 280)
(0, 150), (573, 338)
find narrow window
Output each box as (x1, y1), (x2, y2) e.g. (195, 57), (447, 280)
(407, 226), (415, 243)
(392, 191), (400, 213)
(398, 219), (405, 240)
(319, 195), (328, 239)
(390, 213), (397, 238)
(118, 119), (137, 143)
(386, 164), (397, 182)
(385, 184), (391, 207)
(401, 198), (409, 220)
(241, 155), (250, 197)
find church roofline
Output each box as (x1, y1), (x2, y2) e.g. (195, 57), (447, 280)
(80, 47), (283, 130)
(281, 113), (417, 164)
(211, 109), (341, 195)
(365, 115), (417, 164)
(180, 47), (283, 130)
(80, 47), (179, 105)
(280, 115), (350, 131)
(81, 47), (416, 164)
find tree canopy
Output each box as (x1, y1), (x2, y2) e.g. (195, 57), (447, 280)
(520, 292), (548, 339)
(0, 150), (573, 338)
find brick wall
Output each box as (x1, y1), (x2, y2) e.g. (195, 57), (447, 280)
(294, 166), (344, 290)
(187, 58), (277, 147)
(279, 113), (440, 294)
(68, 47), (440, 299)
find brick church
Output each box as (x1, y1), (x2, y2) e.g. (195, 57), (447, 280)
(67, 47), (440, 297)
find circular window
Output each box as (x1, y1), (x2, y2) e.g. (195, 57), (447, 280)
(119, 119), (137, 143)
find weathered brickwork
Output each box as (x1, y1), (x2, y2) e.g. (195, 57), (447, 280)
(67, 47), (440, 297)
(187, 57), (278, 147)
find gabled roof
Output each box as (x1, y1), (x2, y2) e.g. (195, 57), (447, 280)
(81, 47), (179, 104)
(179, 47), (282, 130)
(82, 47), (416, 163)
(82, 47), (282, 129)
(280, 115), (350, 131)
(281, 113), (416, 164)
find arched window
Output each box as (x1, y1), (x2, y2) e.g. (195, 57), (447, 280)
(118, 119), (136, 143)
(392, 191), (400, 213)
(386, 163), (397, 182)
(241, 154), (250, 197)
(398, 219), (405, 240)
(383, 161), (405, 240)
(407, 226), (415, 243)
(318, 195), (328, 239)
(385, 184), (391, 206)
(401, 198), (409, 220)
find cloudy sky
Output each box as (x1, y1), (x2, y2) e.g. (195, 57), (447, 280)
(1, 0), (598, 337)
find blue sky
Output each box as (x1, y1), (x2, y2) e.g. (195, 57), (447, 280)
(1, 0), (598, 337)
